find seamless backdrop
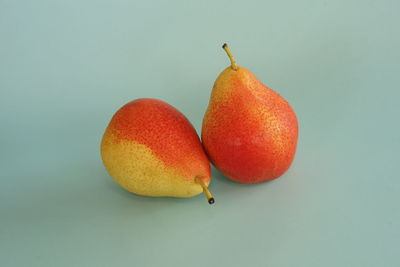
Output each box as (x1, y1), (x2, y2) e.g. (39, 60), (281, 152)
(1, 0), (399, 266)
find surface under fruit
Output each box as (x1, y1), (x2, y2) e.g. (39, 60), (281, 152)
(202, 44), (298, 183)
(101, 98), (211, 198)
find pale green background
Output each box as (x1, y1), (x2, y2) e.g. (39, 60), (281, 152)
(1, 0), (399, 266)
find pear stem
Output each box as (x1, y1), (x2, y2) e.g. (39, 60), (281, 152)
(222, 43), (238, 71)
(195, 177), (215, 204)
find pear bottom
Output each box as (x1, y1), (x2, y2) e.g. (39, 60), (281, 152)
(101, 131), (204, 198)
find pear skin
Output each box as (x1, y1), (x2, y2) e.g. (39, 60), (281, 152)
(202, 44), (298, 183)
(101, 98), (214, 203)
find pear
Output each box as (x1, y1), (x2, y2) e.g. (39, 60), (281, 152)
(101, 98), (214, 204)
(202, 44), (298, 183)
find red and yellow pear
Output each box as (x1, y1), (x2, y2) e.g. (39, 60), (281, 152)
(101, 98), (214, 203)
(202, 44), (298, 183)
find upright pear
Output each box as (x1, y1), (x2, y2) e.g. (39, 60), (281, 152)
(202, 44), (298, 183)
(101, 98), (214, 203)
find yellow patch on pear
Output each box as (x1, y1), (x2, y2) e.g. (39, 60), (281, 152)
(100, 131), (204, 198)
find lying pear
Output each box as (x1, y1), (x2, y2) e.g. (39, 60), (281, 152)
(202, 44), (298, 183)
(101, 98), (214, 203)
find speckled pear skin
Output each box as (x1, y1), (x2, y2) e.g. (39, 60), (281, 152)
(101, 98), (211, 198)
(202, 66), (298, 183)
